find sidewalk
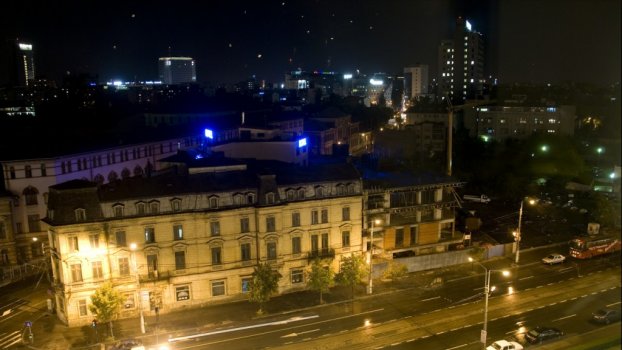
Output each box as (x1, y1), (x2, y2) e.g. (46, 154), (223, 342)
(22, 244), (571, 350)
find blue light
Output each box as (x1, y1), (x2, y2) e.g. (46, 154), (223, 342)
(204, 129), (213, 139)
(298, 138), (307, 148)
(195, 154), (204, 160)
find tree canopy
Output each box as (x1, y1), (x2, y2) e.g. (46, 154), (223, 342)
(306, 258), (334, 304)
(88, 282), (124, 339)
(248, 262), (281, 315)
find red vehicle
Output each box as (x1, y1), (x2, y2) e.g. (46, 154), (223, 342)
(569, 235), (621, 259)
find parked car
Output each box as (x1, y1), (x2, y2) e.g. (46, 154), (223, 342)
(525, 326), (564, 343)
(486, 340), (523, 350)
(592, 309), (621, 324)
(542, 253), (566, 265)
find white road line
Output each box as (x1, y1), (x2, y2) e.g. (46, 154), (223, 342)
(445, 343), (468, 349)
(607, 301), (621, 307)
(518, 276), (534, 280)
(552, 314), (576, 322)
(421, 296), (440, 302)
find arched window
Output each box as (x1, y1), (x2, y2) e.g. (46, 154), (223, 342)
(133, 165), (144, 177)
(23, 186), (39, 205)
(93, 174), (105, 185)
(121, 168), (131, 179)
(107, 171), (118, 182)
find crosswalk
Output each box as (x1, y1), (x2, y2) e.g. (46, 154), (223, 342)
(0, 331), (21, 349)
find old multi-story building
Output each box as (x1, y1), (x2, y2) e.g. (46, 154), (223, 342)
(44, 159), (363, 326)
(362, 171), (464, 261)
(1, 136), (200, 266)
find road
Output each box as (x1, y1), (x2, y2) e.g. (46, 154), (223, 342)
(160, 252), (620, 350)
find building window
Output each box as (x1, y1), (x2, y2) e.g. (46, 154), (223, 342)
(28, 214), (41, 232)
(286, 190), (295, 201)
(240, 217), (250, 233)
(267, 241), (277, 260)
(176, 285), (190, 301)
(118, 257), (130, 276)
(136, 203), (146, 215)
(147, 254), (158, 278)
(342, 231), (350, 247)
(113, 205), (124, 218)
(297, 188), (305, 199)
(92, 261), (103, 280)
(24, 187), (38, 205)
(145, 227), (156, 244)
(211, 280), (225, 296)
(173, 225), (184, 241)
(70, 263), (83, 282)
(68, 236), (79, 252)
(123, 294), (135, 309)
(210, 221), (221, 236)
(0, 222), (6, 240)
(292, 237), (301, 254)
(171, 199), (181, 212)
(89, 234), (99, 249)
(209, 197), (219, 209)
(9, 166), (15, 179)
(175, 251), (186, 270)
(291, 269), (303, 284)
(150, 202), (159, 214)
(292, 212), (300, 227)
(342, 207), (350, 221)
(75, 209), (86, 222)
(315, 186), (324, 197)
(321, 209), (328, 223)
(241, 277), (251, 293)
(395, 228), (404, 248)
(78, 299), (88, 317)
(410, 226), (418, 246)
(311, 234), (319, 252)
(266, 217), (276, 232)
(266, 192), (275, 204)
(211, 246), (222, 265)
(311, 210), (319, 225)
(115, 231), (127, 247)
(241, 243), (251, 261)
(247, 193), (255, 204)
(25, 165), (32, 178)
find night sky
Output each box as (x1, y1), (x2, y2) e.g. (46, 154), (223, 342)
(1, 0), (620, 86)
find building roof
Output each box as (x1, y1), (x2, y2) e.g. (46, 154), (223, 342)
(361, 169), (462, 190)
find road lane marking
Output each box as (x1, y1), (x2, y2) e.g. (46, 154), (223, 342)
(518, 276), (534, 280)
(607, 301), (621, 307)
(446, 343), (468, 349)
(281, 329), (320, 338)
(552, 314), (575, 322)
(421, 296), (440, 302)
(169, 314), (319, 342)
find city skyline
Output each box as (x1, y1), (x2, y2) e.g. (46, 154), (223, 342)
(1, 0), (620, 86)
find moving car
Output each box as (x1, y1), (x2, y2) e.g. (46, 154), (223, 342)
(542, 253), (566, 265)
(525, 326), (564, 344)
(592, 309), (621, 324)
(486, 340), (523, 350)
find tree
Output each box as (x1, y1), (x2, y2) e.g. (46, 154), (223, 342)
(248, 262), (281, 315)
(335, 254), (366, 300)
(88, 282), (123, 340)
(306, 258), (334, 304)
(382, 262), (408, 282)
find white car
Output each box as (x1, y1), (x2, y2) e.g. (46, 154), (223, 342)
(486, 340), (524, 350)
(542, 253), (566, 265)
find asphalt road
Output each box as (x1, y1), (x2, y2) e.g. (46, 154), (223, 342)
(161, 250), (620, 350)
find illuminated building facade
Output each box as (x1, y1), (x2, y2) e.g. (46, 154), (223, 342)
(438, 17), (484, 102)
(8, 40), (36, 87)
(45, 161), (363, 326)
(158, 57), (197, 84)
(403, 65), (429, 100)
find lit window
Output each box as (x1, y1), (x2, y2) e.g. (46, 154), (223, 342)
(291, 269), (303, 284)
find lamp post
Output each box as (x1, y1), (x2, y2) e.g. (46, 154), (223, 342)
(514, 198), (535, 264)
(130, 243), (145, 334)
(367, 218), (382, 295)
(468, 258), (509, 348)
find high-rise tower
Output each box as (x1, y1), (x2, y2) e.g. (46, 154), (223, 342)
(158, 57), (197, 84)
(438, 17), (484, 102)
(403, 64), (429, 100)
(8, 39), (36, 87)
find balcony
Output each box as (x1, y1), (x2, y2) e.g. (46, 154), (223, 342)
(307, 248), (335, 261)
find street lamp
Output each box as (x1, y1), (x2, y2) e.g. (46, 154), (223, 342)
(468, 257), (510, 348)
(367, 218), (382, 295)
(513, 198), (535, 264)
(130, 243), (145, 334)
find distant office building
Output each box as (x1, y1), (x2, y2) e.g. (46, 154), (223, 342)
(8, 39), (36, 87)
(158, 57), (197, 84)
(403, 65), (429, 100)
(438, 17), (484, 102)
